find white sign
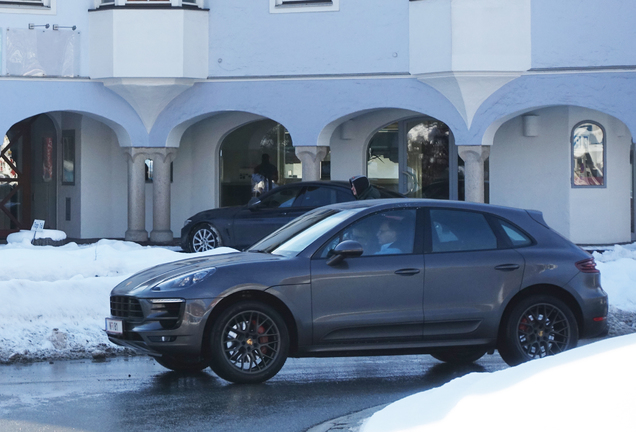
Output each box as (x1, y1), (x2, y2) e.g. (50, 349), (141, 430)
(31, 220), (45, 232)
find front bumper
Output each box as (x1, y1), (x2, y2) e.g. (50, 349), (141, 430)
(106, 297), (217, 357)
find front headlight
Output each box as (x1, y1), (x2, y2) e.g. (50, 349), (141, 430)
(152, 268), (216, 291)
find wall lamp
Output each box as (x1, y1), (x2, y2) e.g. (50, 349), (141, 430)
(53, 25), (78, 31)
(28, 23), (50, 30)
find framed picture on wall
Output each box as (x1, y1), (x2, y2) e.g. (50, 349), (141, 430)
(62, 130), (75, 185)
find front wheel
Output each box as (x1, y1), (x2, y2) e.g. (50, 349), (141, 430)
(153, 355), (210, 372)
(189, 224), (222, 252)
(208, 301), (289, 384)
(499, 295), (579, 367)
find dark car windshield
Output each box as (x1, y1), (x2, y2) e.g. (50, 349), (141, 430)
(248, 207), (363, 257)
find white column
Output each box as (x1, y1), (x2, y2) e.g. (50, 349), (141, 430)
(295, 146), (329, 181)
(458, 145), (490, 203)
(150, 148), (178, 244)
(124, 148), (149, 242)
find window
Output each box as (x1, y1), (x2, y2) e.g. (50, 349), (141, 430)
(259, 187), (302, 209)
(293, 186), (352, 208)
(430, 209), (498, 253)
(318, 209), (417, 258)
(99, 0), (202, 6)
(497, 219), (533, 248)
(572, 121), (605, 187)
(0, 0), (52, 10)
(270, 0), (339, 13)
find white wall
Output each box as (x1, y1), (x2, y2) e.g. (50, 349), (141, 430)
(80, 116), (127, 238)
(410, 0), (531, 74)
(490, 107), (571, 238)
(568, 108), (632, 244)
(490, 106), (632, 244)
(57, 112), (82, 238)
(89, 9), (209, 79)
(208, 0), (409, 77)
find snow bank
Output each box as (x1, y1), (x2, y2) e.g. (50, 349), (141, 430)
(0, 240), (236, 363)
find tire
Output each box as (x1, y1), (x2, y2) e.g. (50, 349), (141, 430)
(431, 347), (487, 364)
(208, 301), (289, 384)
(189, 224), (222, 252)
(499, 295), (579, 367)
(153, 355), (210, 372)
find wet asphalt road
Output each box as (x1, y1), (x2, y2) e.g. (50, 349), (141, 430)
(0, 354), (508, 432)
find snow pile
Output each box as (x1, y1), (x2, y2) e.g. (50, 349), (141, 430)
(362, 333), (636, 432)
(594, 244), (636, 312)
(0, 240), (236, 363)
(7, 229), (67, 243)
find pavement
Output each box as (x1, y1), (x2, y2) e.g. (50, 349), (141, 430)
(306, 404), (388, 432)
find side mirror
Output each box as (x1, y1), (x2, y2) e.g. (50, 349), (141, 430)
(326, 240), (364, 266)
(248, 198), (261, 209)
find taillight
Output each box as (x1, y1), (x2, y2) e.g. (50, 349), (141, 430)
(576, 258), (599, 273)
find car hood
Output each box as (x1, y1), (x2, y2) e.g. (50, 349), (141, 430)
(191, 205), (244, 222)
(111, 252), (286, 296)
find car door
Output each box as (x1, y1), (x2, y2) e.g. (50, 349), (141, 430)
(422, 208), (525, 341)
(310, 208), (425, 345)
(284, 184), (355, 221)
(231, 185), (303, 249)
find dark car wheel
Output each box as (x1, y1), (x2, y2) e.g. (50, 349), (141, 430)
(499, 295), (579, 367)
(190, 223), (222, 252)
(153, 355), (210, 372)
(208, 301), (289, 384)
(431, 347), (487, 364)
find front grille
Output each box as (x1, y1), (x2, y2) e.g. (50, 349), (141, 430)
(111, 296), (144, 319)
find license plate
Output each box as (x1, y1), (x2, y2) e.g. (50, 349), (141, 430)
(105, 318), (123, 335)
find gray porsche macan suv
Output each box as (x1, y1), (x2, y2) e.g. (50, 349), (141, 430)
(106, 199), (608, 383)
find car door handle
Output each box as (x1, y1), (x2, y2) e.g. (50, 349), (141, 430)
(495, 264), (520, 271)
(394, 268), (421, 276)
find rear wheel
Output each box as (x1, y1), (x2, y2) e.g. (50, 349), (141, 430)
(153, 355), (209, 372)
(208, 301), (289, 384)
(189, 224), (222, 252)
(431, 347), (487, 364)
(499, 295), (579, 366)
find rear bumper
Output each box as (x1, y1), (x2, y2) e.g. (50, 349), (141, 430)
(566, 273), (609, 339)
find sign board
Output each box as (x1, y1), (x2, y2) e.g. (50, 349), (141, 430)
(31, 220), (45, 232)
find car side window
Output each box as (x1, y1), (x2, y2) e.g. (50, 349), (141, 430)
(317, 209), (417, 258)
(259, 187), (300, 209)
(294, 186), (352, 208)
(497, 219), (533, 247)
(430, 209), (497, 253)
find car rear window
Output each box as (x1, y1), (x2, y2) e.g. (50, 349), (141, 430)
(497, 219), (533, 247)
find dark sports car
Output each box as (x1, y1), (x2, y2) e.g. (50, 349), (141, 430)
(108, 199), (608, 384)
(180, 181), (403, 252)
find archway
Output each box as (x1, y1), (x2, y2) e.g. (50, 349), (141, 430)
(1, 114), (58, 237)
(219, 119), (330, 207)
(365, 117), (488, 201)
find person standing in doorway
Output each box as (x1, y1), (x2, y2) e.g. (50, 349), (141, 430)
(253, 154), (279, 194)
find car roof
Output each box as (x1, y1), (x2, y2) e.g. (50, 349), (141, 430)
(320, 197), (532, 217)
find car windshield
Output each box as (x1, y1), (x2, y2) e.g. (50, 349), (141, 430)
(248, 208), (363, 257)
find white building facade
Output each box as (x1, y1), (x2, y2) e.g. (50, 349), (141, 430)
(0, 0), (634, 245)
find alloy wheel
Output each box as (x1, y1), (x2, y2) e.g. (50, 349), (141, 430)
(516, 303), (571, 359)
(221, 310), (281, 374)
(191, 226), (218, 252)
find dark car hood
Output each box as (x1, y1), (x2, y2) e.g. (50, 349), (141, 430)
(111, 251), (286, 296)
(191, 205), (244, 222)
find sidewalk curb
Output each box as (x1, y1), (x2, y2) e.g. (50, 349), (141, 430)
(305, 404), (389, 432)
